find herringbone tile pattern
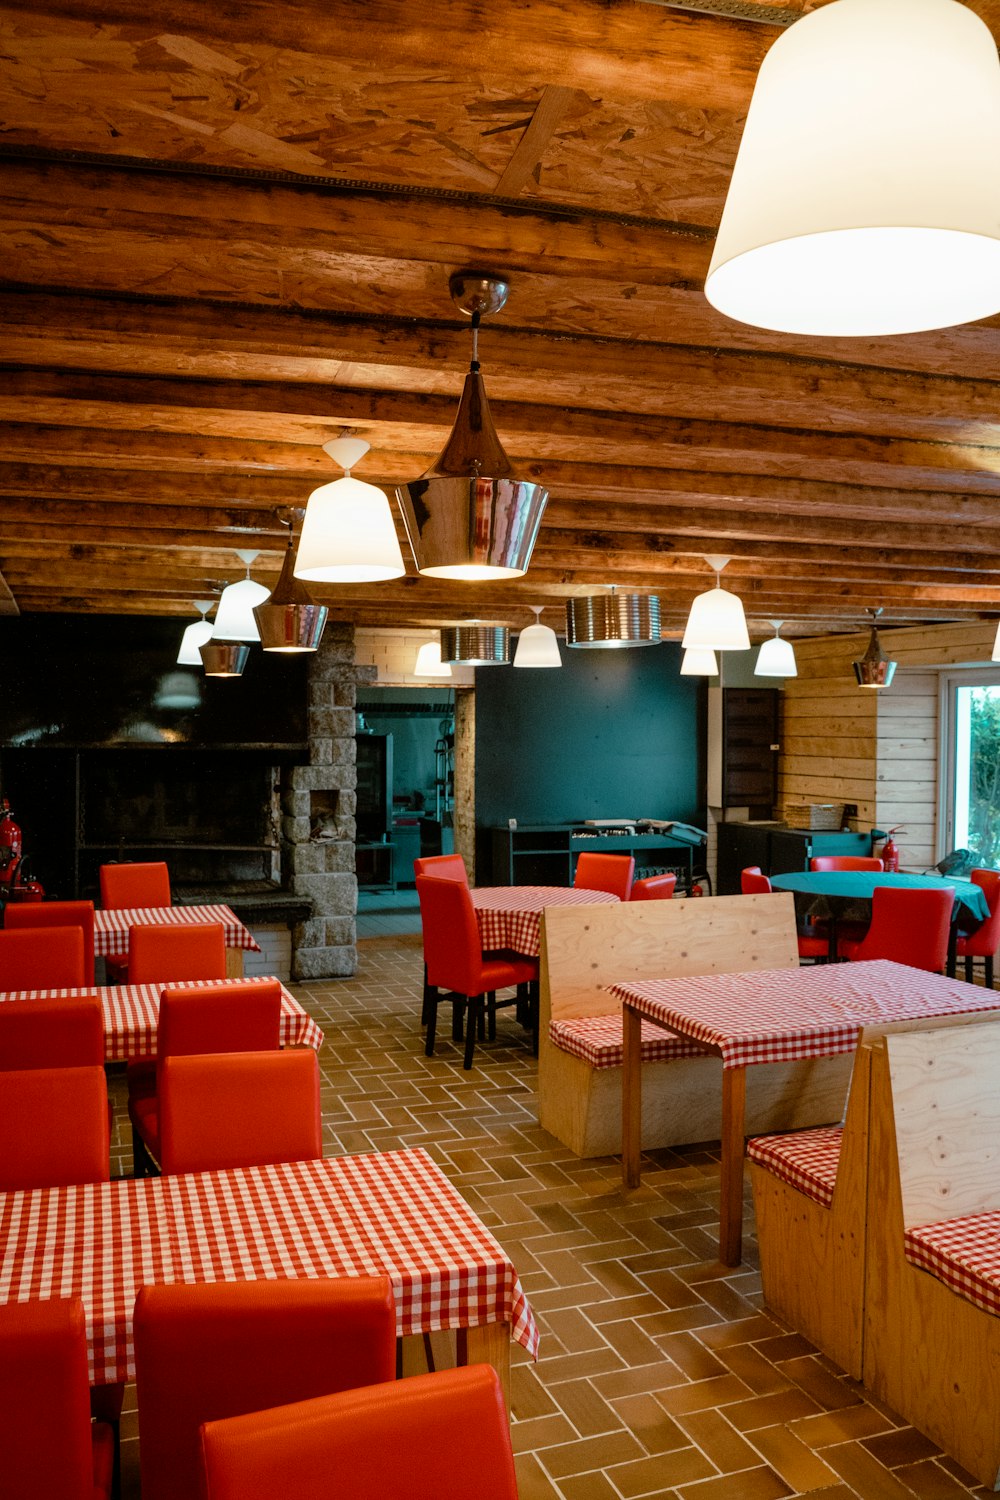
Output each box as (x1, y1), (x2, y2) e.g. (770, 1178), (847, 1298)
(109, 937), (990, 1498)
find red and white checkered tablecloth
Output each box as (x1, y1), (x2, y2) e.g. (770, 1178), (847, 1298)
(0, 977), (323, 1060)
(93, 904), (261, 957)
(906, 1212), (1000, 1319)
(472, 886), (619, 958)
(747, 1126), (844, 1209)
(608, 960), (1000, 1070)
(549, 1014), (708, 1070)
(0, 1147), (539, 1384)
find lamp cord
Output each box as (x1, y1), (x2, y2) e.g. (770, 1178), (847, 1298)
(470, 309), (481, 373)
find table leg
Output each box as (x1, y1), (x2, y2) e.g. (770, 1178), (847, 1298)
(622, 1002), (643, 1189)
(225, 948), (244, 978)
(719, 1066), (747, 1267)
(459, 1322), (511, 1413)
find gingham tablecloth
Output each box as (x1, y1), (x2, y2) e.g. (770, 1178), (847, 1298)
(0, 1148), (539, 1384)
(905, 1212), (1000, 1319)
(93, 904), (261, 958)
(609, 960), (1000, 1070)
(472, 886), (619, 957)
(0, 977), (322, 1060)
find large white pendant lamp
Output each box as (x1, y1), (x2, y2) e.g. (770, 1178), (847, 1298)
(680, 647), (718, 677)
(295, 437), (406, 583)
(513, 606), (562, 668)
(211, 550), (270, 643)
(755, 621), (798, 678)
(413, 641), (453, 678)
(682, 557), (750, 653)
(176, 600), (214, 665)
(705, 0), (1000, 337)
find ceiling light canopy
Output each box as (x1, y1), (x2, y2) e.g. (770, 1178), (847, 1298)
(513, 606), (562, 668)
(395, 272), (549, 580)
(176, 600), (215, 666)
(681, 556), (750, 652)
(294, 437), (405, 584)
(755, 621), (798, 679)
(211, 551), (270, 643)
(413, 641), (453, 678)
(680, 647), (718, 677)
(440, 624), (510, 666)
(853, 609), (897, 689)
(705, 0), (1000, 337)
(254, 512), (329, 653)
(566, 590), (661, 649)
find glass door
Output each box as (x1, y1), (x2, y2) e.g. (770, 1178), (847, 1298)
(941, 670), (1000, 864)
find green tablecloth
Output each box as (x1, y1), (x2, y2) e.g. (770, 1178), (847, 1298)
(770, 870), (989, 927)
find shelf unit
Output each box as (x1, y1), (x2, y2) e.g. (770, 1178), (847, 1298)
(490, 825), (697, 889)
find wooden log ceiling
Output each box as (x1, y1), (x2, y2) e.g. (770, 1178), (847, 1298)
(4, 0), (1000, 636)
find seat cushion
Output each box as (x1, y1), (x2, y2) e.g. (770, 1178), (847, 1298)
(747, 1125), (843, 1209)
(549, 1015), (708, 1070)
(905, 1210), (1000, 1318)
(128, 1090), (160, 1161)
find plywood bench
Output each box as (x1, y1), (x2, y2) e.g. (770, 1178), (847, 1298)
(538, 893), (853, 1158)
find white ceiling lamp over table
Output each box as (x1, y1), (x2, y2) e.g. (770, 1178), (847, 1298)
(201, 549), (268, 677)
(755, 621), (798, 678)
(682, 556), (750, 653)
(705, 0), (1000, 337)
(176, 600), (215, 666)
(413, 641), (453, 678)
(680, 647), (718, 677)
(513, 607), (562, 668)
(294, 438), (405, 584)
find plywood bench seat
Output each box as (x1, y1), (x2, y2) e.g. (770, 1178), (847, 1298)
(549, 1015), (708, 1069)
(905, 1213), (1000, 1319)
(746, 1125), (842, 1209)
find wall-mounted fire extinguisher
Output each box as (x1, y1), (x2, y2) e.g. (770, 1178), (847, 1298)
(880, 827), (904, 872)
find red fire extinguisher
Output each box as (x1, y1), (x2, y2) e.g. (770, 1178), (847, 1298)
(0, 798), (45, 901)
(880, 827), (904, 872)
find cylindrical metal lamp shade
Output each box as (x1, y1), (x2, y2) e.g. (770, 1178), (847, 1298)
(681, 585), (750, 652)
(566, 594), (661, 648)
(440, 625), (510, 665)
(853, 628), (897, 689)
(254, 601), (328, 653)
(705, 0), (1000, 336)
(200, 641), (250, 677)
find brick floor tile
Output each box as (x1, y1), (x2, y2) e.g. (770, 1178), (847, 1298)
(749, 1423), (842, 1492)
(610, 1393), (689, 1455)
(542, 1429), (647, 1479)
(675, 1462), (793, 1500)
(610, 1444), (718, 1496)
(514, 1451), (566, 1500)
(672, 1406), (761, 1473)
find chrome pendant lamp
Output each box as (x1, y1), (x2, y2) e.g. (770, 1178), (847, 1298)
(254, 512), (329, 653)
(853, 609), (897, 689)
(395, 272), (549, 580)
(176, 600), (215, 665)
(513, 606), (562, 668)
(200, 641), (251, 677)
(566, 588), (660, 649)
(294, 437), (405, 583)
(755, 621), (798, 678)
(705, 0), (1000, 337)
(680, 647), (718, 677)
(440, 624), (510, 665)
(682, 557), (750, 652)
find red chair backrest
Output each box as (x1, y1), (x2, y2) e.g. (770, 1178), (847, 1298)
(128, 924), (227, 984)
(573, 853), (635, 900)
(157, 982), (283, 1060)
(0, 1066), (109, 1189)
(965, 869), (1000, 955)
(200, 1365), (518, 1500)
(99, 861), (171, 911)
(5, 901), (96, 983)
(740, 866), (772, 894)
(0, 926), (86, 990)
(412, 854), (468, 885)
(415, 875), (486, 996)
(0, 1298), (103, 1500)
(158, 1050), (322, 1175)
(630, 874), (677, 901)
(854, 886), (955, 972)
(809, 856), (883, 872)
(0, 996), (104, 1070)
(135, 1277), (397, 1500)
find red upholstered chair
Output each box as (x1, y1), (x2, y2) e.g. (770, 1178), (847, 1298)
(741, 867), (829, 963)
(158, 1049), (322, 1176)
(0, 925), (86, 990)
(573, 852), (634, 901)
(629, 873), (677, 901)
(416, 875), (537, 1068)
(839, 886), (955, 972)
(99, 860), (171, 910)
(127, 923), (227, 985)
(0, 1298), (115, 1500)
(809, 855), (884, 872)
(128, 980), (283, 1178)
(0, 996), (104, 1070)
(740, 865), (770, 895)
(200, 1365), (517, 1500)
(0, 1066), (108, 1190)
(135, 1277), (397, 1500)
(413, 854), (468, 884)
(955, 868), (1000, 988)
(5, 900), (96, 985)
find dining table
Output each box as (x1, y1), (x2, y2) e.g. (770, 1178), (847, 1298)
(94, 902), (261, 977)
(0, 975), (322, 1060)
(614, 959), (1000, 1266)
(0, 1147), (538, 1404)
(471, 885), (620, 958)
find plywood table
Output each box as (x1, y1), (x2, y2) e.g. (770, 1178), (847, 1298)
(94, 902), (260, 977)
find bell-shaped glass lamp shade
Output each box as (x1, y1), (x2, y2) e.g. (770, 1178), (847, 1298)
(177, 618), (214, 666)
(680, 647), (718, 677)
(254, 533), (328, 653)
(413, 641), (452, 678)
(682, 585), (750, 652)
(566, 593), (660, 649)
(200, 641), (251, 678)
(755, 624), (798, 678)
(440, 625), (510, 665)
(295, 437), (405, 583)
(513, 607), (562, 668)
(706, 0), (1000, 337)
(992, 621), (1000, 663)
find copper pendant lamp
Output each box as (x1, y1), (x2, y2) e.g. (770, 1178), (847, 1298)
(254, 512), (329, 653)
(853, 608), (897, 689)
(395, 272), (549, 580)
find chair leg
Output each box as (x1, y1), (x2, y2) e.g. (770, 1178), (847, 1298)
(131, 1123), (156, 1179)
(966, 956), (974, 983)
(464, 996), (483, 1069)
(425, 993), (439, 1057)
(486, 992), (495, 1042)
(988, 955), (995, 990)
(421, 962), (432, 1025)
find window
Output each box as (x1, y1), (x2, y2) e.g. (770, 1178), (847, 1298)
(940, 670), (1000, 864)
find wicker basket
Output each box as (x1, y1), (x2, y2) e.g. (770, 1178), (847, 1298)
(781, 802), (845, 831)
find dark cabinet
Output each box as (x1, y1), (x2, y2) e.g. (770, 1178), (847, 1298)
(716, 822), (874, 896)
(708, 688), (779, 816)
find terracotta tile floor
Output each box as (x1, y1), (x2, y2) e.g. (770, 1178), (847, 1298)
(108, 937), (991, 1499)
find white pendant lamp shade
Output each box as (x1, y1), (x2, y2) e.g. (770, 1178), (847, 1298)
(681, 557), (750, 652)
(211, 552), (269, 643)
(513, 607), (562, 668)
(176, 601), (214, 665)
(295, 438), (406, 584)
(755, 622), (798, 678)
(680, 647), (718, 677)
(413, 641), (452, 678)
(992, 620), (1000, 663)
(705, 0), (1000, 337)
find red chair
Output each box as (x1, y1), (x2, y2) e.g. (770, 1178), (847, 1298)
(134, 1277), (397, 1500)
(128, 980), (283, 1177)
(200, 1365), (517, 1500)
(5, 900), (96, 984)
(839, 886), (955, 972)
(413, 854), (468, 884)
(809, 855), (884, 872)
(573, 852), (634, 901)
(127, 922), (227, 984)
(740, 867), (829, 963)
(0, 1298), (115, 1500)
(158, 1050), (322, 1175)
(0, 925), (86, 990)
(416, 875), (536, 1068)
(955, 869), (1000, 988)
(99, 860), (171, 910)
(630, 874), (677, 901)
(0, 996), (104, 1070)
(0, 1066), (108, 1190)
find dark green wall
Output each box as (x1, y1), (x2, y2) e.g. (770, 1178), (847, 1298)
(474, 642), (705, 827)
